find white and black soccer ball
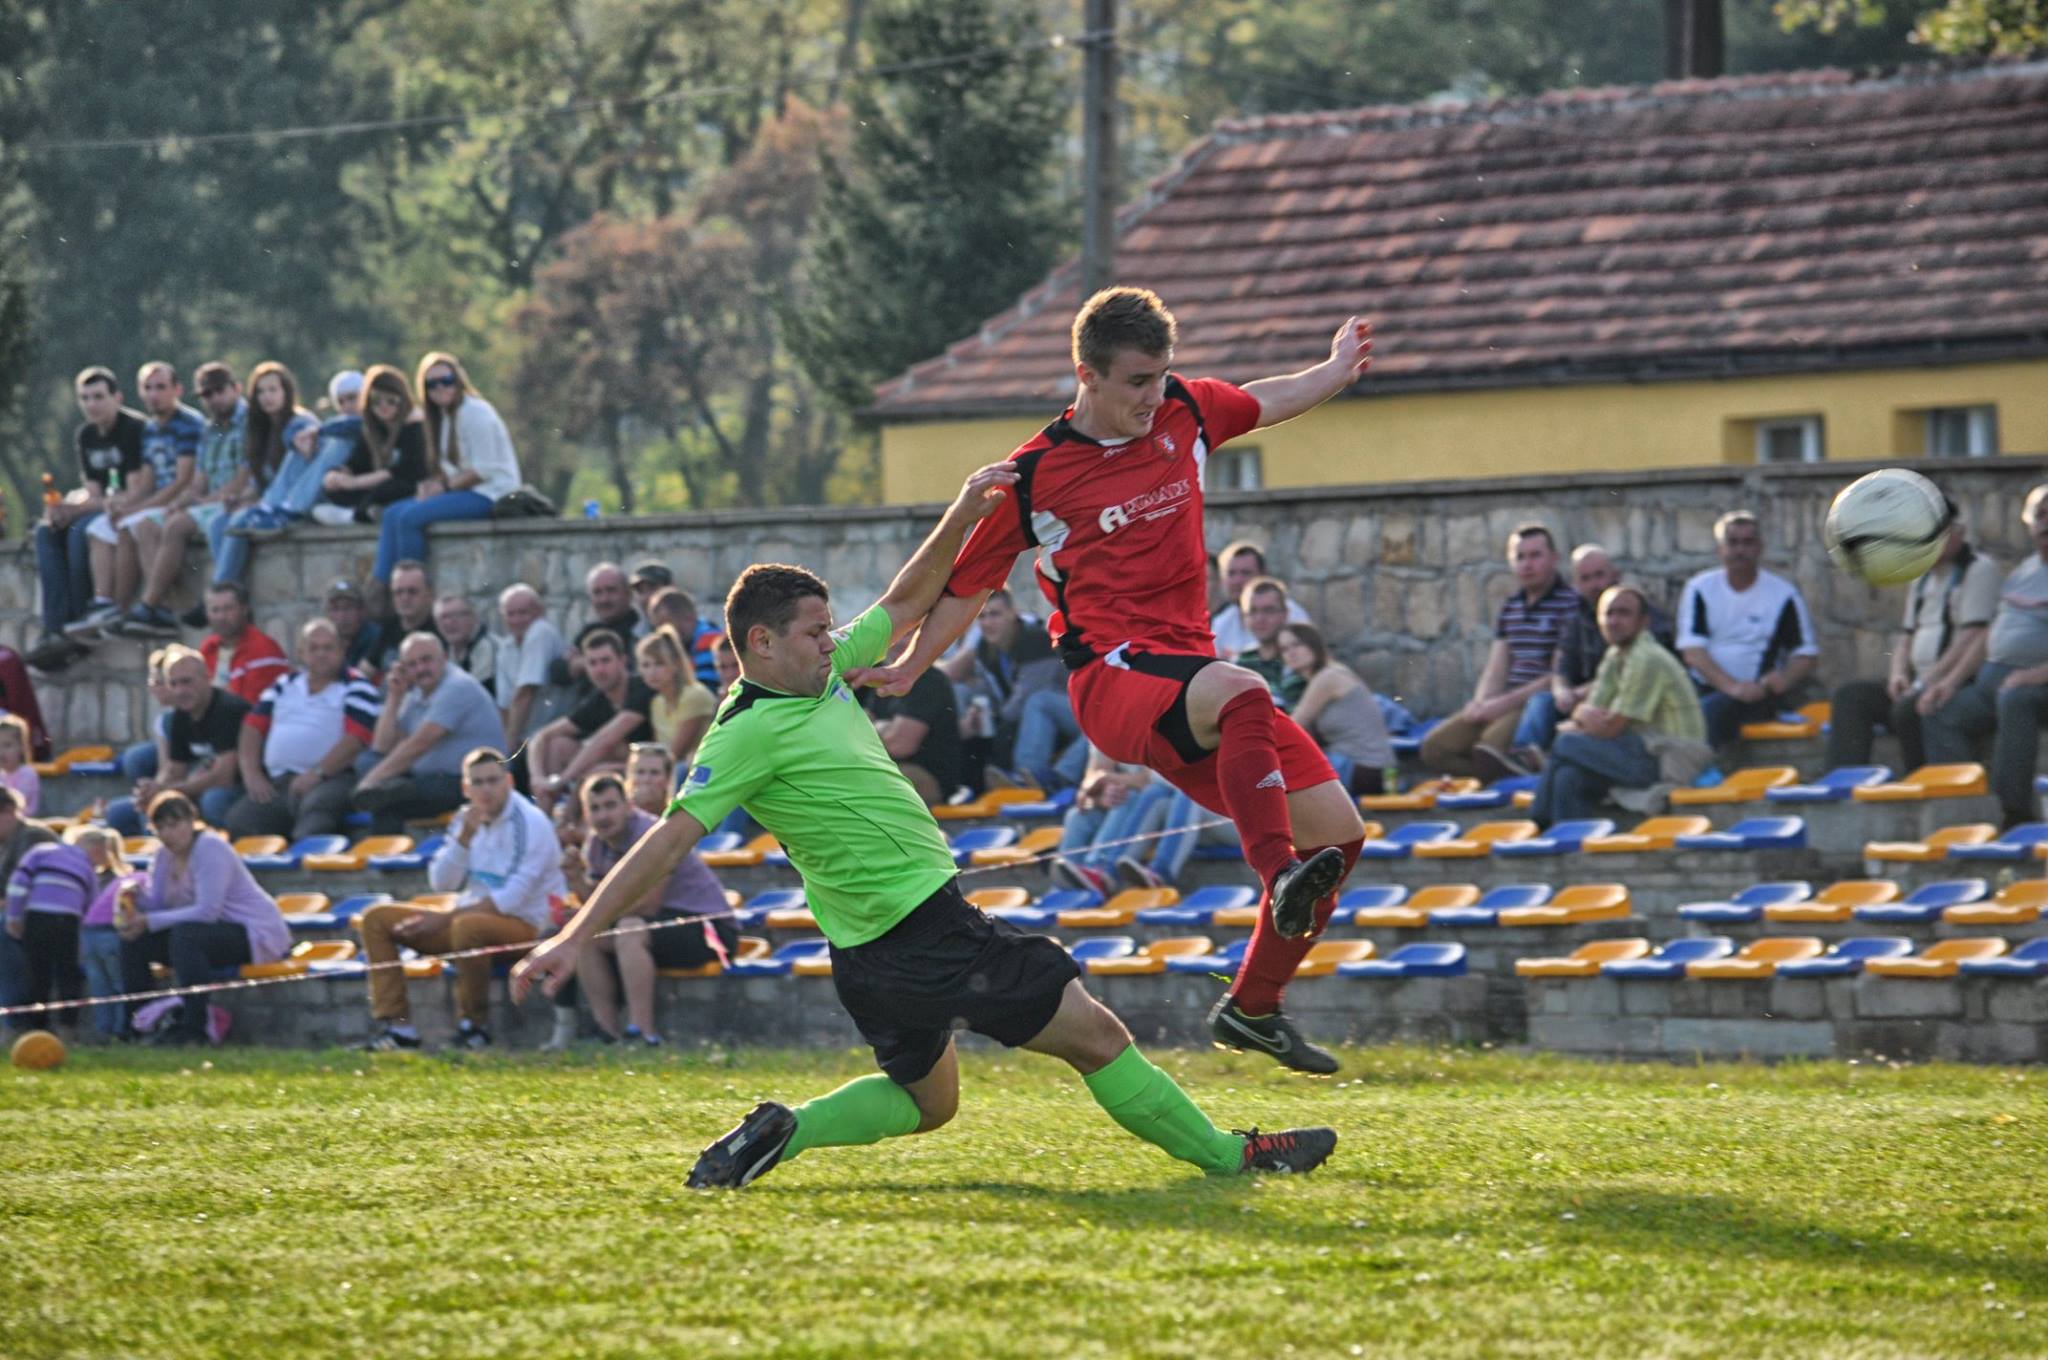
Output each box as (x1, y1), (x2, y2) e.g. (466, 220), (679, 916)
(1823, 468), (1953, 587)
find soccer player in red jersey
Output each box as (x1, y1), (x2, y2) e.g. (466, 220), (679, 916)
(851, 287), (1374, 1074)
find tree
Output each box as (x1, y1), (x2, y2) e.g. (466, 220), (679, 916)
(788, 0), (1069, 411)
(1775, 0), (2046, 54)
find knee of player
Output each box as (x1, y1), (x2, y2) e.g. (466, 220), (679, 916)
(912, 1089), (958, 1133)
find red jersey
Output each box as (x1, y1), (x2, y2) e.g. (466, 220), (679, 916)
(946, 375), (1262, 661)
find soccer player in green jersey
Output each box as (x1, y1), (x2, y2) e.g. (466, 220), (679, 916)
(512, 464), (1337, 1187)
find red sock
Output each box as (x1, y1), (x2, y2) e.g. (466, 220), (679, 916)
(1214, 689), (1296, 887)
(1230, 835), (1364, 1015)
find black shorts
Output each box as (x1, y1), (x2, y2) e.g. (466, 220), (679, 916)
(830, 880), (1081, 1085)
(648, 913), (740, 969)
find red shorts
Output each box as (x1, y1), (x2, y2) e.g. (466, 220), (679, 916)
(1066, 647), (1336, 816)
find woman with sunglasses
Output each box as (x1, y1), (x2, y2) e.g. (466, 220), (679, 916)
(363, 352), (522, 584)
(320, 365), (427, 533)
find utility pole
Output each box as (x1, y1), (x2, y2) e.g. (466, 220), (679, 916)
(1080, 0), (1118, 299)
(1663, 0), (1725, 79)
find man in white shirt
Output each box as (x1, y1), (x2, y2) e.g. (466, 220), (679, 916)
(1209, 540), (1309, 657)
(225, 619), (380, 839)
(493, 583), (570, 743)
(1675, 510), (1821, 749)
(358, 749), (565, 1050)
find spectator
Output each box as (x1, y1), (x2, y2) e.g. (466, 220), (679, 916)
(1209, 540), (1308, 656)
(629, 560), (675, 627)
(351, 633), (507, 832)
(529, 630), (654, 808)
(568, 772), (736, 1045)
(712, 635), (740, 702)
(105, 646), (248, 837)
(236, 367), (363, 532)
(370, 560), (439, 675)
(117, 791), (290, 1045)
(627, 742), (678, 814)
(0, 788), (56, 890)
(29, 367), (145, 670)
(865, 643), (964, 804)
(226, 619), (379, 840)
(1532, 584), (1710, 826)
(646, 585), (721, 684)
(119, 361), (247, 637)
(325, 579), (385, 677)
(1507, 543), (1665, 767)
(74, 828), (138, 1042)
(319, 364), (426, 529)
(1677, 510), (1820, 749)
(0, 714), (39, 816)
(5, 833), (95, 1033)
(116, 649), (176, 792)
(493, 583), (569, 743)
(1422, 523), (1579, 780)
(83, 362), (203, 634)
(0, 646), (52, 761)
(1050, 749), (1178, 897)
(635, 627), (715, 768)
(1925, 483), (2048, 829)
(576, 562), (643, 652)
(198, 582), (290, 707)
(365, 352), (518, 584)
(359, 749), (563, 1050)
(433, 593), (497, 689)
(1232, 577), (1308, 711)
(209, 361), (318, 585)
(948, 589), (1078, 792)
(1278, 623), (1394, 793)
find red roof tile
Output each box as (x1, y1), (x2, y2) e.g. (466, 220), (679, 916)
(871, 61), (2048, 419)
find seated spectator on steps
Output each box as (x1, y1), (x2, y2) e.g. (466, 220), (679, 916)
(116, 649), (175, 792)
(105, 646), (248, 837)
(1925, 483), (2048, 829)
(636, 627), (716, 769)
(434, 592), (497, 689)
(1422, 523), (1579, 780)
(629, 559), (675, 629)
(359, 749), (563, 1051)
(645, 585), (722, 685)
(325, 578), (385, 678)
(711, 635), (740, 702)
(0, 645), (52, 761)
(561, 563), (644, 690)
(945, 589), (1077, 791)
(1210, 540), (1307, 657)
(1532, 584), (1710, 827)
(211, 361), (320, 583)
(351, 632), (507, 832)
(529, 630), (655, 809)
(0, 788), (55, 893)
(1278, 624), (1393, 794)
(1232, 578), (1308, 711)
(116, 362), (247, 636)
(1049, 750), (1179, 898)
(29, 366), (145, 673)
(71, 363), (201, 643)
(627, 742), (678, 814)
(4, 831), (96, 1034)
(1828, 505), (1998, 774)
(369, 560), (439, 676)
(493, 582), (570, 744)
(1507, 542), (1672, 769)
(319, 364), (425, 532)
(567, 772), (736, 1046)
(226, 619), (380, 840)
(116, 791), (290, 1046)
(1677, 510), (1820, 750)
(364, 352), (519, 586)
(0, 714), (40, 816)
(864, 644), (964, 805)
(198, 581), (290, 707)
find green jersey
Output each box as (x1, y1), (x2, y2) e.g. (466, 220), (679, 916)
(669, 605), (958, 947)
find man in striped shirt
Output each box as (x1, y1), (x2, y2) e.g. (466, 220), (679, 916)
(224, 619), (380, 840)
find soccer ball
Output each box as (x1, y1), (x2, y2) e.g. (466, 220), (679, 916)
(1823, 468), (1953, 586)
(11, 1029), (66, 1071)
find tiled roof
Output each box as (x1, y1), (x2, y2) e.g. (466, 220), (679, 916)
(870, 61), (2048, 419)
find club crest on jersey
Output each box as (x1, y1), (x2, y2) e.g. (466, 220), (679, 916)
(1157, 432), (1177, 458)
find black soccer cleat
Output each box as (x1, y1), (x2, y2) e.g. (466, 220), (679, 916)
(1207, 993), (1340, 1075)
(1268, 846), (1348, 939)
(1236, 1125), (1339, 1175)
(687, 1101), (799, 1190)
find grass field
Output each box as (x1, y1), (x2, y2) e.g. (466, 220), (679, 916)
(2, 1043), (2044, 1359)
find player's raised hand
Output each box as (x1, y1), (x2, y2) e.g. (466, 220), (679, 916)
(509, 934), (579, 1003)
(1330, 316), (1373, 375)
(842, 660), (922, 697)
(946, 462), (1019, 526)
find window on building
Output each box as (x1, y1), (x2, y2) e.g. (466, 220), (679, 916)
(1208, 446), (1263, 491)
(1754, 416), (1824, 465)
(1924, 405), (1999, 458)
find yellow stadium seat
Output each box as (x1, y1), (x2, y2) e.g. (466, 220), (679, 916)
(1738, 701), (1831, 742)
(1853, 763), (1990, 803)
(1292, 939), (1375, 977)
(659, 934), (770, 979)
(275, 892), (332, 918)
(1088, 935), (1214, 976)
(1583, 816), (1711, 853)
(1353, 883), (1479, 928)
(966, 887), (1031, 912)
(724, 889), (743, 911)
(242, 939), (359, 978)
(1764, 879), (1900, 923)
(1687, 936), (1824, 979)
(1514, 937), (1651, 977)
(1058, 887), (1176, 929)
(232, 835), (288, 858)
(304, 834), (413, 872)
(31, 744), (116, 777)
(1864, 822), (1997, 863)
(702, 833), (778, 869)
(764, 906), (816, 931)
(1498, 883), (1631, 926)
(1359, 777), (1478, 813)
(1670, 766), (1799, 807)
(971, 826), (1063, 867)
(122, 836), (161, 860)
(401, 958), (448, 980)
(792, 953), (835, 977)
(1412, 819), (1539, 859)
(1944, 880), (2048, 926)
(1865, 937), (2007, 978)
(407, 893), (458, 911)
(932, 798), (995, 820)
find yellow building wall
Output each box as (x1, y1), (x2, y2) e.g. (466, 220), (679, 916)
(878, 360), (2048, 503)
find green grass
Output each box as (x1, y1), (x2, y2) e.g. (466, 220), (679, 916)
(2, 1044), (2045, 1359)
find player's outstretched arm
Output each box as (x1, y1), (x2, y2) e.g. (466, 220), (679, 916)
(849, 590), (988, 698)
(509, 808), (708, 1002)
(1243, 316), (1373, 430)
(874, 462), (1017, 641)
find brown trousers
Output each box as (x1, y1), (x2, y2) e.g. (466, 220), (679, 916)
(360, 902), (538, 1026)
(1418, 702), (1526, 779)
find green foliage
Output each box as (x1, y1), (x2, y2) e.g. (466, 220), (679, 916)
(1775, 0), (2046, 54)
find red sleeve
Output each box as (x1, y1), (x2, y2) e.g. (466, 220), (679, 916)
(945, 491), (1032, 597)
(1184, 376), (1263, 447)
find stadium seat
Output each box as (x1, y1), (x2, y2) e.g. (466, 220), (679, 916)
(1958, 937), (2048, 978)
(1412, 819), (1539, 859)
(304, 834), (414, 872)
(1673, 816), (1806, 852)
(986, 888), (1096, 929)
(1337, 884), (1407, 912)
(1514, 937), (1651, 977)
(1583, 816), (1712, 853)
(1436, 775), (1541, 811)
(1493, 818), (1616, 857)
(1388, 717), (1440, 758)
(290, 890), (386, 931)
(1356, 821), (1461, 860)
(1602, 937), (1735, 978)
(727, 938), (829, 977)
(1066, 936), (1137, 965)
(1849, 879), (1987, 925)
(1497, 882), (1630, 926)
(1737, 700), (1831, 741)
(1945, 822), (2048, 862)
(791, 951), (835, 978)
(1765, 879), (1902, 923)
(122, 836), (161, 864)
(969, 825), (1062, 867)
(370, 835), (441, 872)
(1775, 936), (1914, 977)
(1863, 822), (1997, 863)
(965, 887), (1030, 912)
(1677, 880), (1815, 924)
(695, 832), (744, 857)
(996, 788), (1079, 820)
(244, 834), (349, 871)
(1059, 887), (1176, 929)
(1166, 937), (1251, 975)
(1293, 939), (1376, 976)
(240, 939), (359, 979)
(764, 903), (816, 930)
(1087, 935), (1214, 975)
(1338, 941), (1467, 977)
(30, 744), (116, 778)
(404, 892), (457, 911)
(274, 891), (332, 919)
(1863, 937), (2007, 978)
(702, 833), (779, 869)
(1354, 883), (1479, 928)
(947, 826), (1019, 865)
(1431, 882), (1551, 928)
(1943, 879), (2048, 926)
(737, 888), (806, 928)
(1359, 778), (1477, 814)
(1137, 884), (1257, 927)
(1765, 765), (1891, 803)
(1685, 936), (1825, 979)
(1669, 766), (1799, 807)
(932, 788), (1048, 821)
(231, 835), (288, 859)
(1852, 763), (1989, 803)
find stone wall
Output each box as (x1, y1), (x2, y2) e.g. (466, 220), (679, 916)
(11, 454), (2046, 747)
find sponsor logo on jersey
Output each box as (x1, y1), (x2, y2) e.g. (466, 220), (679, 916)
(1097, 478), (1192, 534)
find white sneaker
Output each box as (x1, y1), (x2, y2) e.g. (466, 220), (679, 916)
(309, 504), (356, 527)
(63, 602), (123, 639)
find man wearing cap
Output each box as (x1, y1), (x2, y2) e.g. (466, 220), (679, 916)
(629, 561), (674, 633)
(325, 580), (386, 677)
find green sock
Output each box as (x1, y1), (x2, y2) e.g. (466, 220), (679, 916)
(784, 1074), (923, 1160)
(1083, 1044), (1247, 1176)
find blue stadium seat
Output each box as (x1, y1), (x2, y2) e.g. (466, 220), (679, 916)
(736, 888), (806, 928)
(1431, 882), (1552, 928)
(1946, 822), (2048, 862)
(68, 759), (121, 776)
(1067, 936), (1137, 964)
(1165, 937), (1251, 974)
(1436, 775), (1540, 811)
(1959, 937), (2048, 978)
(1357, 821), (1460, 860)
(1676, 880), (1814, 924)
(370, 835), (442, 872)
(1000, 788), (1077, 819)
(725, 938), (827, 977)
(1191, 841), (1244, 862)
(986, 888), (1096, 928)
(947, 826), (1020, 865)
(1388, 717), (1442, 759)
(696, 832), (744, 855)
(291, 892), (394, 931)
(1137, 884), (1256, 927)
(1602, 937), (1734, 978)
(1337, 884), (1407, 911)
(243, 835), (349, 871)
(1494, 818), (1616, 857)
(1765, 765), (1891, 803)
(1775, 936), (1915, 977)
(1338, 942), (1467, 977)
(1853, 878), (1989, 924)
(1673, 816), (1806, 852)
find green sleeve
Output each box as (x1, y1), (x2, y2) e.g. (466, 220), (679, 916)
(829, 605), (894, 680)
(668, 715), (775, 833)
